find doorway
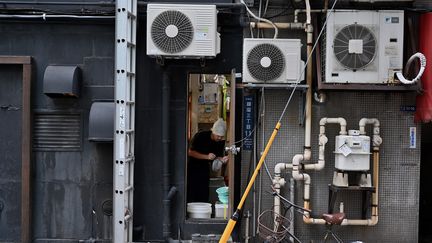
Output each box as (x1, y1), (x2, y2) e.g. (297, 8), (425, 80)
(419, 122), (432, 243)
(186, 73), (236, 220)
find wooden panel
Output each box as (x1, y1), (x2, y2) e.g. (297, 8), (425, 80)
(0, 56), (32, 243)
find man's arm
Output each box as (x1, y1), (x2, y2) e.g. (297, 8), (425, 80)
(188, 148), (216, 160)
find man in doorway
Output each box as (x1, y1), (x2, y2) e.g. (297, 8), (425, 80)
(187, 118), (229, 203)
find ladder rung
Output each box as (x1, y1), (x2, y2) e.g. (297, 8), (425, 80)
(127, 41), (136, 47)
(126, 101), (135, 105)
(126, 72), (135, 77)
(126, 129), (134, 134)
(124, 214), (132, 222)
(127, 11), (137, 19)
(125, 185), (134, 191)
(125, 157), (135, 163)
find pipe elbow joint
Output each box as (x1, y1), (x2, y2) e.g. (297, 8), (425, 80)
(315, 160), (325, 171)
(292, 154), (304, 166)
(303, 215), (313, 224)
(275, 163), (287, 174)
(338, 117), (347, 126)
(319, 117), (328, 126)
(303, 173), (311, 184)
(369, 216), (378, 226)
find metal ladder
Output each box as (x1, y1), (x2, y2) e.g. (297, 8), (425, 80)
(114, 0), (137, 242)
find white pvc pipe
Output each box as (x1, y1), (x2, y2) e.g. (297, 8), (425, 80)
(319, 117), (347, 135)
(359, 118), (382, 149)
(274, 162), (293, 174)
(250, 22), (305, 29)
(303, 119), (381, 226)
(273, 163), (290, 218)
(291, 154), (311, 200)
(359, 118), (380, 135)
(294, 9), (327, 23)
(303, 133), (328, 171)
(299, 0), (314, 162)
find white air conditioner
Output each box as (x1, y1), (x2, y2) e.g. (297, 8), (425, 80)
(325, 10), (404, 84)
(146, 4), (220, 58)
(243, 38), (304, 83)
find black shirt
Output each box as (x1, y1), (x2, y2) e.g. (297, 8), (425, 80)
(187, 130), (225, 203)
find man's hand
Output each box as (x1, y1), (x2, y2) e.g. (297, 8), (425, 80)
(208, 153), (216, 160)
(221, 156), (229, 163)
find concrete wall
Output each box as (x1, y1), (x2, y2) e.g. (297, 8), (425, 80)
(0, 21), (115, 242)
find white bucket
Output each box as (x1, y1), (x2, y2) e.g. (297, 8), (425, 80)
(187, 203), (212, 219)
(214, 203), (228, 219)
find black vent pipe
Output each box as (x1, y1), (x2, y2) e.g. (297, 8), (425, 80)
(162, 70), (177, 240)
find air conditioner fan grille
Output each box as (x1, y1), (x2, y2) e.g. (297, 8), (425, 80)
(247, 43), (285, 82)
(151, 10), (193, 54)
(333, 24), (377, 70)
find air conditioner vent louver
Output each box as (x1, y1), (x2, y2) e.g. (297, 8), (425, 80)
(246, 43), (285, 82)
(333, 24), (377, 70)
(151, 10), (193, 54)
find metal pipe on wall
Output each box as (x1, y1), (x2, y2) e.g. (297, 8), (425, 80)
(162, 71), (177, 239)
(303, 0), (313, 161)
(302, 118), (381, 226)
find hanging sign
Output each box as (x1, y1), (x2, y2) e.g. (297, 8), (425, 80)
(243, 95), (254, 151)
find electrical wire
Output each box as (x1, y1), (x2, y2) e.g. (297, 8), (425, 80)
(240, 0), (278, 38)
(257, 0), (262, 38)
(277, 0), (339, 124)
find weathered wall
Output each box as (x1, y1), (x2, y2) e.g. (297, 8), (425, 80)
(0, 21), (115, 242)
(241, 90), (420, 242)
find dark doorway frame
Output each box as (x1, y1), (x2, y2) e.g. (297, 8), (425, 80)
(0, 56), (32, 243)
(419, 122), (432, 243)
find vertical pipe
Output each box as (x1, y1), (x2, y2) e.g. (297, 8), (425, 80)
(253, 125), (257, 237)
(162, 71), (177, 239)
(372, 150), (379, 220)
(244, 211), (251, 243)
(303, 0), (313, 161)
(21, 60), (32, 243)
(289, 177), (295, 242)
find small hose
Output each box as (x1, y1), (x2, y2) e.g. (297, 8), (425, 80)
(396, 52), (427, 84)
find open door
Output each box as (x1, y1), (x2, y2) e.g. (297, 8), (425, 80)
(186, 72), (236, 220)
(227, 69), (236, 215)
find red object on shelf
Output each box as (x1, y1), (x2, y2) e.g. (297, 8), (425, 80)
(415, 13), (432, 123)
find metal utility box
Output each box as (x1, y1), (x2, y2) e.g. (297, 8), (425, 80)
(334, 130), (371, 171)
(325, 10), (404, 84)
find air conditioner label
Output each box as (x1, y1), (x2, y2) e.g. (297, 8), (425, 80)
(195, 32), (208, 40)
(384, 45), (398, 56)
(195, 27), (209, 40)
(385, 17), (399, 24)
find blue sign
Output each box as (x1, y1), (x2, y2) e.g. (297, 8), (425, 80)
(243, 95), (254, 150)
(400, 105), (416, 112)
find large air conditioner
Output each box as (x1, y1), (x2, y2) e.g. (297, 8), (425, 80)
(146, 4), (220, 58)
(243, 38), (304, 83)
(324, 10), (404, 84)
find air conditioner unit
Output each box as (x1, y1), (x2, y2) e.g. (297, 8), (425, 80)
(243, 38), (304, 83)
(324, 10), (404, 84)
(146, 4), (220, 58)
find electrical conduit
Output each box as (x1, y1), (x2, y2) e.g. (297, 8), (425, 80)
(162, 71), (178, 239)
